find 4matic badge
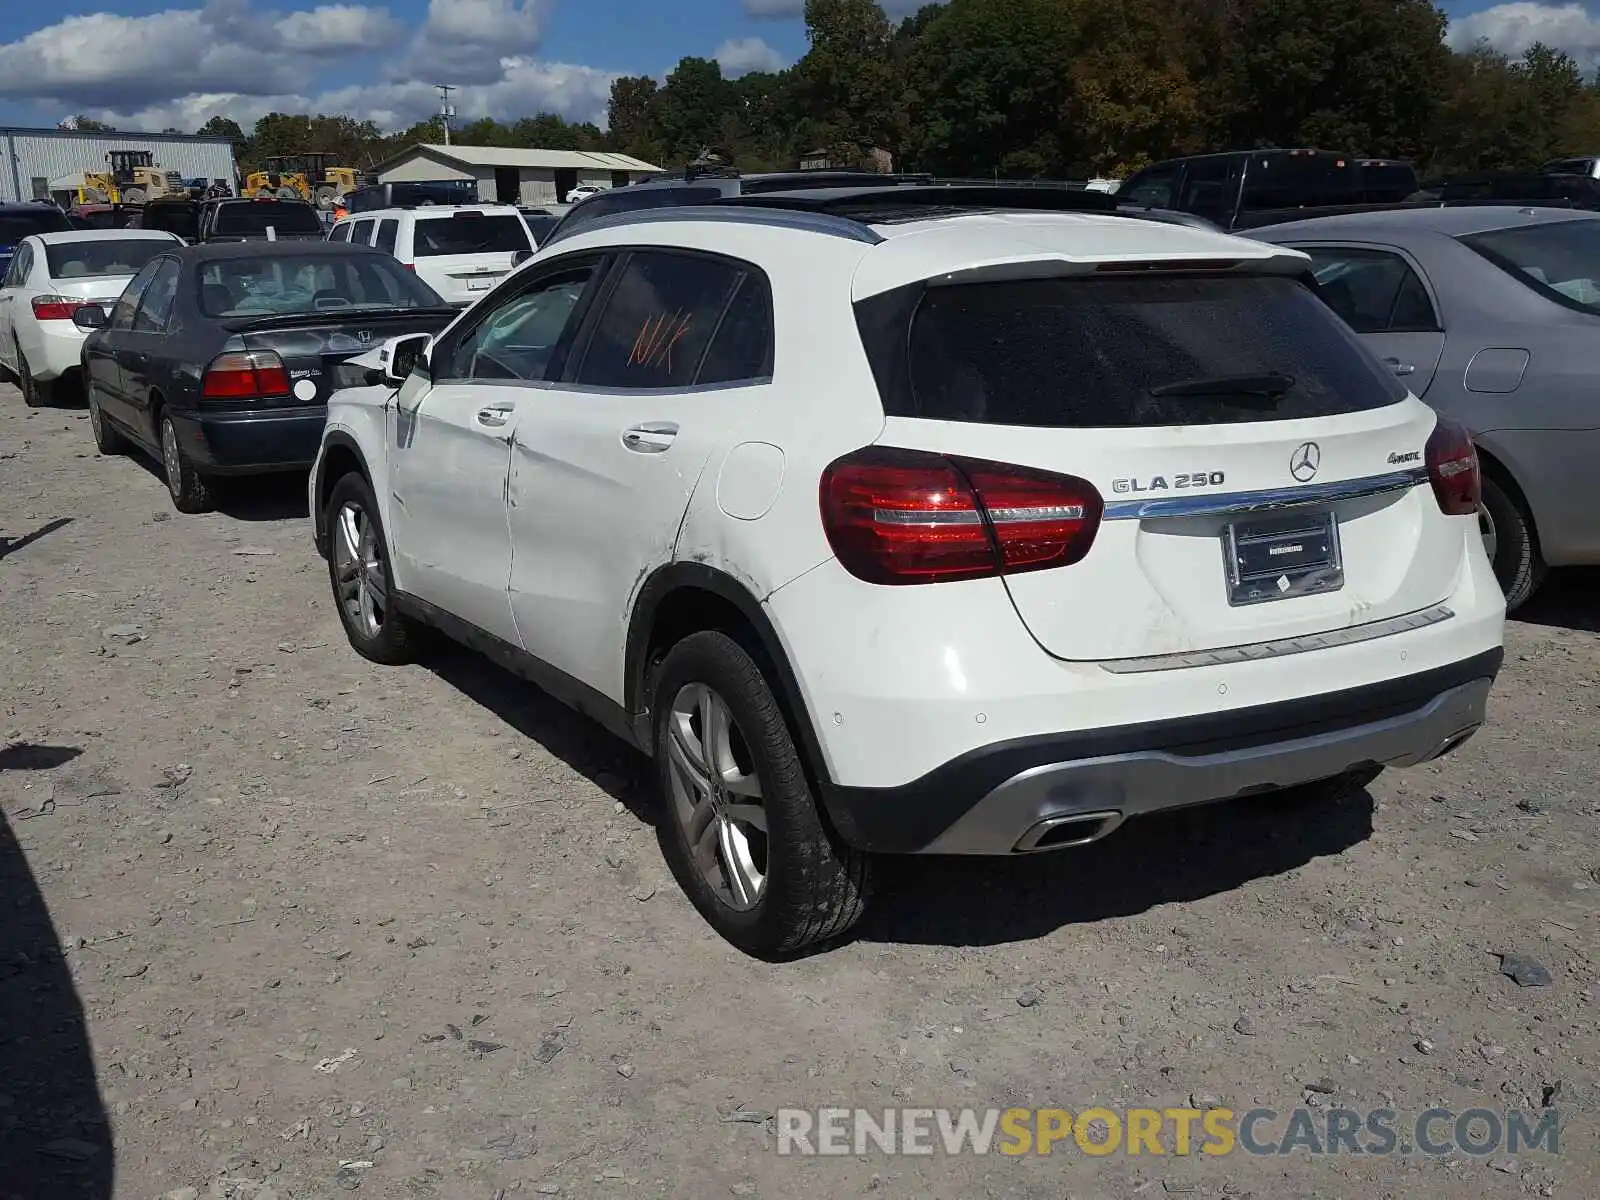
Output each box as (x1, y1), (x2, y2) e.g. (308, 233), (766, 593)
(1387, 450), (1422, 464)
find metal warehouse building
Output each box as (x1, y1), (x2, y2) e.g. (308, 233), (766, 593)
(0, 126), (237, 204)
(372, 143), (661, 206)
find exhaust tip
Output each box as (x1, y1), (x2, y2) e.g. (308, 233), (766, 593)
(1014, 810), (1124, 853)
(1430, 726), (1479, 761)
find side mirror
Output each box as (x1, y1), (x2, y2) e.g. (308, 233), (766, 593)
(384, 333), (431, 386)
(72, 304), (108, 331)
(512, 249), (533, 266)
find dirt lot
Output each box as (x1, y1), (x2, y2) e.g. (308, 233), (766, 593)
(1, 383), (1597, 1200)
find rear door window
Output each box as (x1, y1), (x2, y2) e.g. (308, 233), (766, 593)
(350, 219), (375, 246)
(375, 218), (398, 254)
(131, 258), (180, 331)
(412, 213), (530, 256)
(572, 250), (754, 389)
(872, 274), (1406, 429)
(1298, 247), (1440, 333)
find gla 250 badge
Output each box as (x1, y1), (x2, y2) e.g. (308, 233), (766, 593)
(1111, 471), (1226, 495)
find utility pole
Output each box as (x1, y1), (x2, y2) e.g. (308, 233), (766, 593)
(435, 83), (456, 146)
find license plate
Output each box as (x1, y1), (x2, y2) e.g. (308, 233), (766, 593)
(1222, 511), (1343, 606)
(466, 276), (495, 291)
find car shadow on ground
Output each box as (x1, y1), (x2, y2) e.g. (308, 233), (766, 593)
(415, 643), (1377, 947)
(417, 642), (657, 827)
(0, 757), (115, 1197)
(1514, 567), (1599, 634)
(125, 453), (310, 521)
(857, 786), (1375, 948)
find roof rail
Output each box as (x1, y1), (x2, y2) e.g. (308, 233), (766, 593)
(722, 184), (1121, 220)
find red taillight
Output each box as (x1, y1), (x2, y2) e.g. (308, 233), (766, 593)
(1425, 416), (1480, 516)
(819, 446), (1103, 585)
(32, 295), (81, 321)
(201, 349), (290, 400)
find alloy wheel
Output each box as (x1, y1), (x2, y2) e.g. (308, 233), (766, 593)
(161, 418), (183, 497)
(332, 499), (388, 640)
(664, 682), (769, 911)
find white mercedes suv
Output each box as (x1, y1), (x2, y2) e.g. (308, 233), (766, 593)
(309, 186), (1506, 957)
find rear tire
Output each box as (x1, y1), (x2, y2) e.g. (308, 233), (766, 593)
(325, 472), (419, 666)
(160, 413), (214, 514)
(86, 379), (124, 454)
(1479, 473), (1543, 613)
(652, 630), (872, 958)
(121, 187), (145, 204)
(16, 341), (51, 408)
(315, 185), (337, 210)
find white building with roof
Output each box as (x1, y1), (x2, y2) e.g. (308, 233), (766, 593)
(371, 143), (662, 206)
(0, 125), (237, 204)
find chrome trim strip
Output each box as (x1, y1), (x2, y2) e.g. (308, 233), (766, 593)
(1096, 604), (1455, 674)
(1102, 468), (1429, 521)
(548, 204), (885, 247)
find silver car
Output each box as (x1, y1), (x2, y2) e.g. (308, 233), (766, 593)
(1253, 206), (1600, 610)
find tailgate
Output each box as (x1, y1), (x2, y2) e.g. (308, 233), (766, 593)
(857, 268), (1471, 661)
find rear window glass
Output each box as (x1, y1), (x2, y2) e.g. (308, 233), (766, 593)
(1460, 219), (1600, 311)
(1241, 154), (1363, 210)
(877, 275), (1405, 429)
(412, 213), (531, 257)
(197, 252), (444, 318)
(0, 209), (72, 243)
(141, 203), (199, 239)
(213, 202), (322, 235)
(45, 238), (173, 278)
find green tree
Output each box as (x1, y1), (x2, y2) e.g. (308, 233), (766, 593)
(796, 0), (902, 163)
(608, 76), (660, 159)
(66, 115), (115, 131)
(651, 57), (737, 164)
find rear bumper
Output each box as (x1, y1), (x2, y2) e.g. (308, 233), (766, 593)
(824, 651), (1498, 854)
(169, 406), (325, 473)
(20, 319), (88, 381)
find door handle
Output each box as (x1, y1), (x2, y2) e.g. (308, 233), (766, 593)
(475, 404), (512, 428)
(622, 422), (679, 453)
(1383, 357), (1415, 377)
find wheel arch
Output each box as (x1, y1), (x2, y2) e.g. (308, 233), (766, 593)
(312, 429), (373, 554)
(624, 562), (834, 793)
(1472, 438), (1541, 555)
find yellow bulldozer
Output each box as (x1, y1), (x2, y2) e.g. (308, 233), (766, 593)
(243, 154), (361, 210)
(80, 150), (185, 204)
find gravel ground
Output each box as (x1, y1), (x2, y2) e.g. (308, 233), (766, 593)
(2, 384), (1597, 1200)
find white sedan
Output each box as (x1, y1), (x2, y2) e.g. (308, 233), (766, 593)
(0, 229), (182, 406)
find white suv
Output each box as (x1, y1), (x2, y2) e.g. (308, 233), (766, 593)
(328, 204), (535, 307)
(309, 187), (1506, 956)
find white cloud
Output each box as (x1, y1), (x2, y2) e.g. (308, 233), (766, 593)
(90, 58), (619, 135)
(715, 37), (785, 76)
(1448, 2), (1600, 63)
(0, 2), (408, 111)
(395, 0), (556, 82)
(0, 0), (620, 133)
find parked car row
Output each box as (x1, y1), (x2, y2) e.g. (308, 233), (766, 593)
(1, 180), (1526, 958)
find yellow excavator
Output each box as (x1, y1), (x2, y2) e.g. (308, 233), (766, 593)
(243, 154), (361, 210)
(80, 150), (184, 204)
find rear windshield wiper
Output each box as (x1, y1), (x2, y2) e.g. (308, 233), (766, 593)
(1148, 372), (1296, 401)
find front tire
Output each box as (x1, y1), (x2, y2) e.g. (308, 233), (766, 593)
(1479, 473), (1543, 612)
(325, 472), (418, 665)
(160, 413), (214, 513)
(652, 631), (872, 957)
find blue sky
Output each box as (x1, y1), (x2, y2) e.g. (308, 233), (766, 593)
(0, 1), (1592, 136)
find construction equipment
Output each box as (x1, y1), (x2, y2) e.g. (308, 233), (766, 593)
(81, 150), (184, 204)
(243, 154), (361, 210)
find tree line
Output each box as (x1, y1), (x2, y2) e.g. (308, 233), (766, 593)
(79, 0), (1600, 180)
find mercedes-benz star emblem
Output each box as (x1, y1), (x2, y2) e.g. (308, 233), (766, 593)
(1290, 441), (1321, 483)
